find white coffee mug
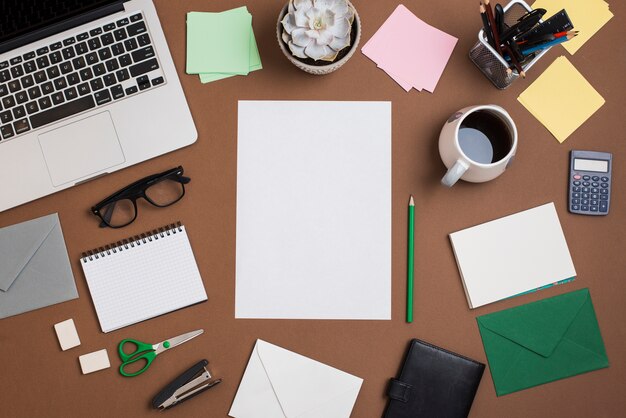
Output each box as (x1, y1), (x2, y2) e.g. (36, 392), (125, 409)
(439, 105), (517, 187)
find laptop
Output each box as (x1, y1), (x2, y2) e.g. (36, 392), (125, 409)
(0, 0), (197, 212)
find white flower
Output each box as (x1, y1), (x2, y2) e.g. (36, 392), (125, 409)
(281, 0), (355, 61)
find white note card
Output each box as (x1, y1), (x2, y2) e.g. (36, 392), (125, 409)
(236, 101), (392, 319)
(81, 225), (207, 332)
(449, 203), (576, 309)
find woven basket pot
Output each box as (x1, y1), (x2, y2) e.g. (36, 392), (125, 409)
(276, 2), (362, 75)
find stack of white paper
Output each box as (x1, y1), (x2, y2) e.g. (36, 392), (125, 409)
(449, 203), (576, 309)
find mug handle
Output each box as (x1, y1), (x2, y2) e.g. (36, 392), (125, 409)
(441, 160), (469, 187)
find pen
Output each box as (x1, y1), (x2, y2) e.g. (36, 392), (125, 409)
(407, 195), (415, 323)
(517, 31), (577, 46)
(500, 8), (545, 43)
(495, 3), (504, 35)
(520, 33), (577, 55)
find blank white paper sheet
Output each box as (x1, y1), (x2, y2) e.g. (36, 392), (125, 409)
(449, 203), (576, 309)
(236, 101), (391, 319)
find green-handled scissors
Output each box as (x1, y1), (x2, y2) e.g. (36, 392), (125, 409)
(118, 329), (203, 377)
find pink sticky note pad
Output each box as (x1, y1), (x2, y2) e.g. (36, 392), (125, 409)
(377, 65), (415, 92)
(362, 46), (414, 91)
(362, 4), (457, 93)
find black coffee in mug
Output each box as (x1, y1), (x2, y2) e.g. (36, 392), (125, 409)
(458, 110), (513, 164)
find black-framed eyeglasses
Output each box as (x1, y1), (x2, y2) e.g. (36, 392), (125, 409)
(91, 166), (190, 228)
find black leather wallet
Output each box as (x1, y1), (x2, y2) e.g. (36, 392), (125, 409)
(384, 339), (485, 418)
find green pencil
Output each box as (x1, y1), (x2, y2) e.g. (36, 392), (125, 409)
(407, 195), (415, 323)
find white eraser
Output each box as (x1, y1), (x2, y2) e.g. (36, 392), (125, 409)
(54, 319), (81, 351)
(79, 349), (110, 374)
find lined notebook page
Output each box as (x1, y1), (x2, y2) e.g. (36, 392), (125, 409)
(81, 225), (207, 332)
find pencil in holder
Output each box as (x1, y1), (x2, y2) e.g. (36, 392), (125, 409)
(469, 0), (551, 89)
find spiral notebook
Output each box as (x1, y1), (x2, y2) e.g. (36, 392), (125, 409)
(80, 222), (207, 333)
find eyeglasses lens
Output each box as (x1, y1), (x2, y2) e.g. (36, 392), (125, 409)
(100, 198), (136, 227)
(145, 178), (184, 207)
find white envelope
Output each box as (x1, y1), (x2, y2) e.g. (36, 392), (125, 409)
(229, 340), (363, 418)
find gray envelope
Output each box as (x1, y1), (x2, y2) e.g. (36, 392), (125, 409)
(0, 213), (78, 319)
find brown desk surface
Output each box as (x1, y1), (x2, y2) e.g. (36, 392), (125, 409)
(2, 1), (625, 417)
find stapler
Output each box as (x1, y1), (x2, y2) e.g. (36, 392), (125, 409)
(152, 360), (222, 410)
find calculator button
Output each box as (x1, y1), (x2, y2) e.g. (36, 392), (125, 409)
(573, 181), (581, 186)
(600, 202), (608, 212)
(583, 175), (590, 180)
(573, 174), (582, 180)
(572, 199), (580, 204)
(582, 187), (589, 193)
(590, 206), (598, 212)
(592, 176), (599, 181)
(600, 189), (608, 194)
(582, 193), (589, 199)
(592, 182), (599, 187)
(591, 188), (598, 194)
(591, 200), (598, 206)
(600, 195), (608, 200)
(601, 176), (608, 182)
(582, 199), (589, 205)
(583, 181), (590, 187)
(581, 205), (589, 211)
(573, 192), (580, 198)
(571, 205), (580, 211)
(591, 194), (598, 200)
(573, 187), (581, 192)
(601, 183), (608, 188)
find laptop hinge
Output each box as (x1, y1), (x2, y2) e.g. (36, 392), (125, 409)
(0, 2), (126, 54)
(75, 172), (111, 186)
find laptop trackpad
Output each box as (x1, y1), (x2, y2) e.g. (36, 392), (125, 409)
(39, 111), (125, 187)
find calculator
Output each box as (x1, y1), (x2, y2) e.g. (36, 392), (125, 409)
(569, 150), (612, 216)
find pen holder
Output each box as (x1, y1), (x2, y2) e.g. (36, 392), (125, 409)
(469, 0), (551, 89)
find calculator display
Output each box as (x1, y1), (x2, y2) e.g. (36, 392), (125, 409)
(574, 158), (608, 172)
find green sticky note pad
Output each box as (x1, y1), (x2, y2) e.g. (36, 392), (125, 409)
(186, 7), (252, 75)
(199, 28), (262, 84)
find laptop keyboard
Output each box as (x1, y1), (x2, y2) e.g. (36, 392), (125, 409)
(0, 11), (165, 142)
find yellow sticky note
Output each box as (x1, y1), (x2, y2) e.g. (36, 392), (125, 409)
(518, 56), (604, 143)
(531, 0), (613, 54)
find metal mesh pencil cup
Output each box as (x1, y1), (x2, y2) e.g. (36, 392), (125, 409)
(469, 0), (551, 89)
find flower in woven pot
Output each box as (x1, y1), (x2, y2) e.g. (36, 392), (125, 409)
(281, 0), (355, 62)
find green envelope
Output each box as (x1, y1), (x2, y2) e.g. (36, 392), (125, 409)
(477, 288), (609, 396)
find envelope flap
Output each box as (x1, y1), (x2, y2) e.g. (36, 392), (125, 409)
(0, 214), (58, 292)
(256, 340), (362, 418)
(477, 289), (590, 357)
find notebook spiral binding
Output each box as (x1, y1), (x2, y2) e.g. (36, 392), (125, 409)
(81, 222), (183, 263)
